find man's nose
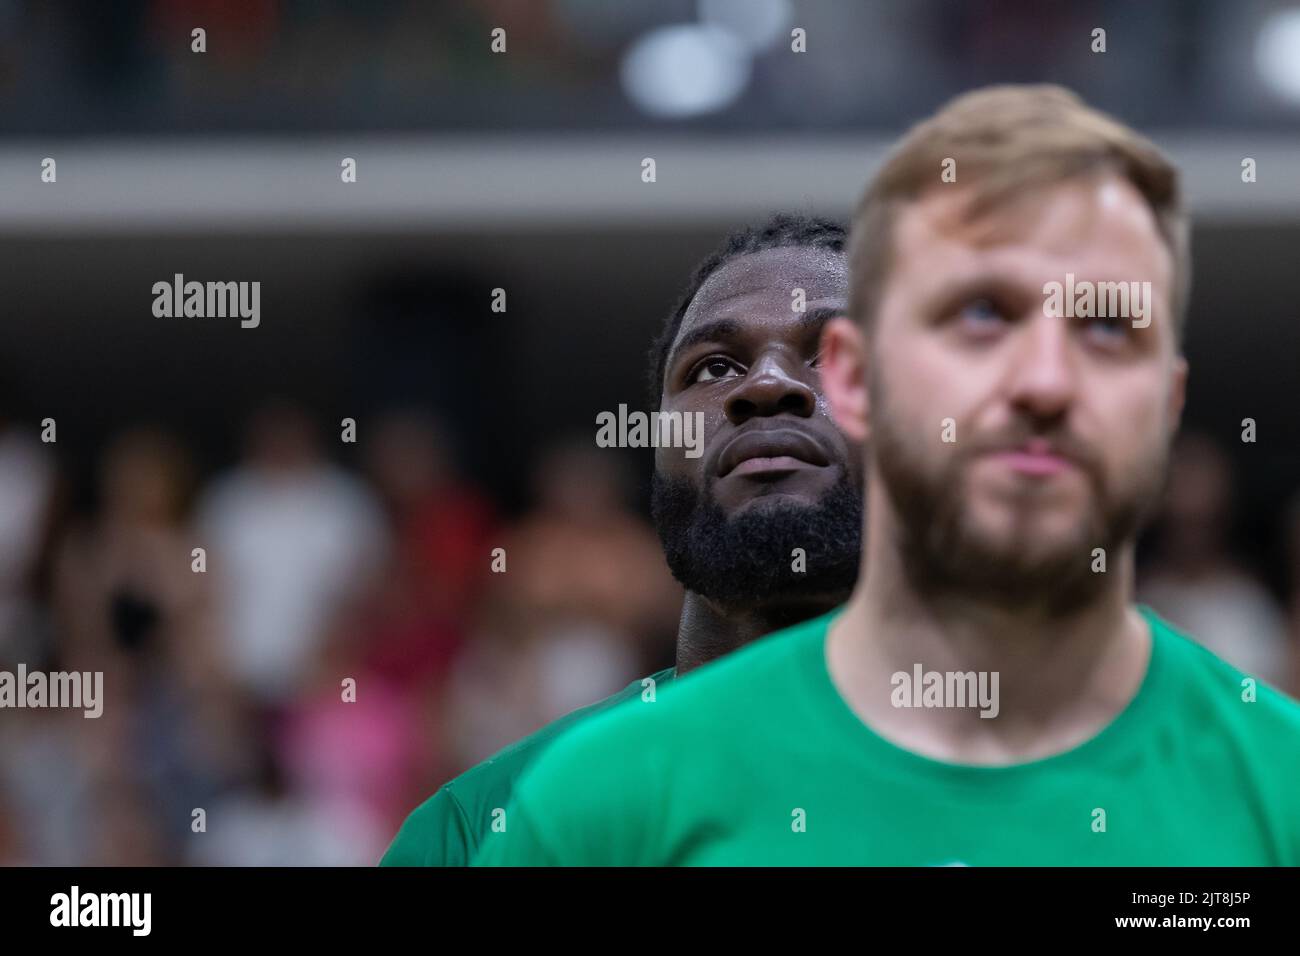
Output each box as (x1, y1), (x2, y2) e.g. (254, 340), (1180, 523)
(1004, 313), (1078, 421)
(723, 352), (817, 424)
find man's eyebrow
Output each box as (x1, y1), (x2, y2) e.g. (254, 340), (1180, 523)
(927, 268), (1041, 301)
(926, 272), (1111, 320)
(666, 306), (846, 371)
(799, 305), (846, 334)
(665, 318), (743, 370)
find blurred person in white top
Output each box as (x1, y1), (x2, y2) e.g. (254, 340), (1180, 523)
(1139, 432), (1290, 690)
(0, 392), (55, 658)
(197, 402), (389, 703)
(446, 441), (679, 765)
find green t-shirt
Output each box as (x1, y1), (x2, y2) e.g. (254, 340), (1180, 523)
(380, 667), (675, 866)
(474, 607), (1300, 866)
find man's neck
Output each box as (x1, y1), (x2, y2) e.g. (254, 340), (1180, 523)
(675, 592), (841, 675)
(827, 516), (1152, 765)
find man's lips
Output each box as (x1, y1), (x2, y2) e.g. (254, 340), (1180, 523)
(979, 438), (1080, 477)
(716, 428), (831, 478)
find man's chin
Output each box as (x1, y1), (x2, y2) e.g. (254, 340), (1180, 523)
(925, 524), (1106, 611)
(962, 483), (1102, 540)
(961, 513), (1097, 560)
(712, 469), (842, 515)
(723, 487), (824, 517)
(652, 468), (865, 606)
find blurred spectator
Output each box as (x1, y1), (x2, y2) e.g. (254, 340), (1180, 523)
(186, 735), (387, 867)
(0, 398), (55, 662)
(0, 706), (97, 865)
(278, 618), (424, 843)
(49, 427), (236, 861)
(90, 769), (172, 866)
(316, 408), (501, 810)
(54, 427), (218, 686)
(444, 440), (679, 767)
(1139, 433), (1291, 689)
(196, 402), (389, 703)
(0, 793), (26, 865)
(364, 408), (493, 639)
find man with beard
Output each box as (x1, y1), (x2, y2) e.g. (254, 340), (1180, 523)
(475, 85), (1300, 866)
(381, 214), (863, 865)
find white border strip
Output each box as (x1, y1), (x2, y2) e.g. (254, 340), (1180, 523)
(0, 133), (1296, 232)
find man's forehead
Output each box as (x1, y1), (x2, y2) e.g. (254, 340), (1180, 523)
(896, 175), (1172, 282)
(682, 247), (848, 327)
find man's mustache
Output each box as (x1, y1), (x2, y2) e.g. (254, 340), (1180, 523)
(956, 424), (1103, 482)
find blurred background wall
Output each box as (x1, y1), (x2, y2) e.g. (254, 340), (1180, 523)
(0, 0), (1298, 864)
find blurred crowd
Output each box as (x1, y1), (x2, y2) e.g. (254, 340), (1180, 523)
(1, 0), (1277, 135)
(0, 399), (1297, 866)
(0, 402), (679, 865)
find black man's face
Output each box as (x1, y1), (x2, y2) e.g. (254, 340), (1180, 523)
(656, 246), (862, 512)
(651, 246), (863, 606)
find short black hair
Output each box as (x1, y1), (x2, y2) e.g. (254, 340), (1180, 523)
(647, 213), (847, 408)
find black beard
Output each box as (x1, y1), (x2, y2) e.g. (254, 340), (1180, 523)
(651, 470), (863, 609)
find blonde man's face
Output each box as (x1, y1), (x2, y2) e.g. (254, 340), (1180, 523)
(824, 173), (1189, 606)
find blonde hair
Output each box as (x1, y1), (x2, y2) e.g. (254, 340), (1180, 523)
(849, 84), (1190, 342)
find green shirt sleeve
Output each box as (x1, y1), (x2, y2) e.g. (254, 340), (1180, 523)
(471, 703), (670, 866)
(380, 786), (475, 867)
(472, 795), (564, 866)
(384, 669), (676, 867)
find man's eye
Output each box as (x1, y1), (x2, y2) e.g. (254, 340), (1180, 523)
(1084, 314), (1129, 345)
(959, 297), (1006, 332)
(691, 357), (742, 383)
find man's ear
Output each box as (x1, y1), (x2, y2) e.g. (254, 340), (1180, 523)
(820, 316), (870, 443)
